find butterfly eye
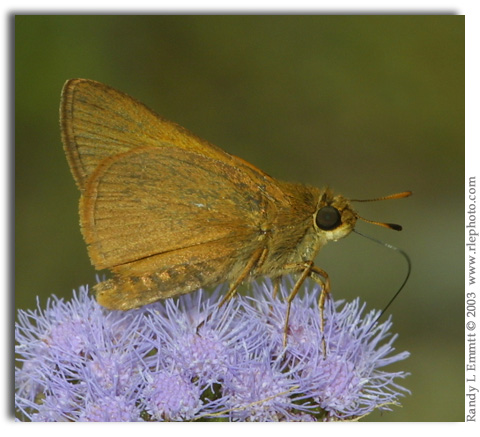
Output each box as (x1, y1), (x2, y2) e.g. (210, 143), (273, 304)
(315, 206), (342, 231)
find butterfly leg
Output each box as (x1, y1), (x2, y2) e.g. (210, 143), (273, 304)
(272, 277), (281, 299)
(309, 266), (330, 333)
(218, 246), (267, 307)
(309, 266), (330, 356)
(282, 262), (314, 347)
(195, 247), (267, 334)
(281, 262), (330, 353)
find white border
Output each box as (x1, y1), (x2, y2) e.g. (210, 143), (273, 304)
(6, 1), (472, 434)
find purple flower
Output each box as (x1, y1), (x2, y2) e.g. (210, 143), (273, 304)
(141, 369), (202, 421)
(15, 280), (410, 421)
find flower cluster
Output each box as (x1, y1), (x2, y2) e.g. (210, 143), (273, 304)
(15, 280), (410, 421)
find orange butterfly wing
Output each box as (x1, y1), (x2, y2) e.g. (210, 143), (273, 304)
(60, 79), (294, 309)
(61, 79), (236, 190)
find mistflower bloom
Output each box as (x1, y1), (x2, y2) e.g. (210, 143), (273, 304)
(141, 369), (203, 421)
(15, 280), (410, 422)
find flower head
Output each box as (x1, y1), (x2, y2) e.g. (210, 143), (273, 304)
(15, 280), (410, 421)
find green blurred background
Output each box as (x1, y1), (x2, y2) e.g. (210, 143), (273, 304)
(15, 15), (464, 421)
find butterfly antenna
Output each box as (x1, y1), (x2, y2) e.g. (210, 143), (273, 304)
(352, 191), (412, 231)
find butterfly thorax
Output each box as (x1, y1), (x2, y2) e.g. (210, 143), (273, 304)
(250, 181), (357, 278)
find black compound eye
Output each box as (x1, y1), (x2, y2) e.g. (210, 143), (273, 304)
(315, 206), (342, 231)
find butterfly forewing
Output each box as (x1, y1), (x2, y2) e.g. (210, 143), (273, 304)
(61, 79), (231, 190)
